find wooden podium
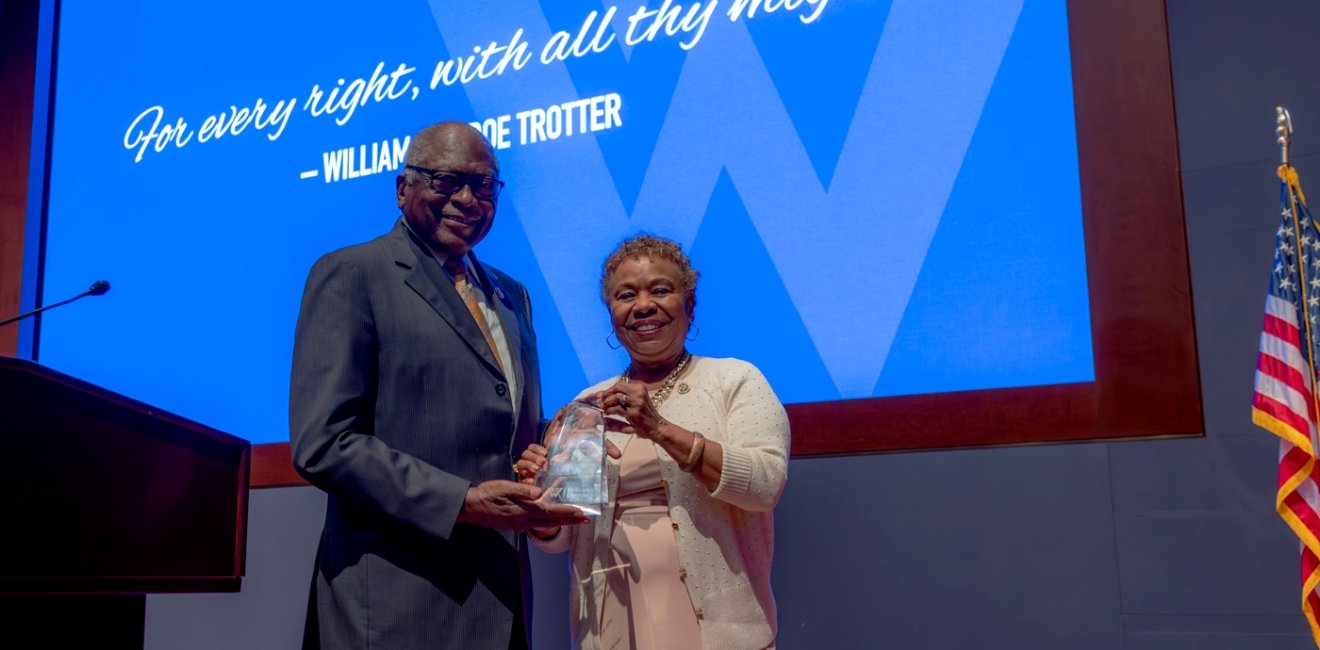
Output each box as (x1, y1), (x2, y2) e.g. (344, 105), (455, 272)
(0, 356), (250, 648)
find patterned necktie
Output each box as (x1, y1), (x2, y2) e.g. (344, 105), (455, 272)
(445, 257), (503, 368)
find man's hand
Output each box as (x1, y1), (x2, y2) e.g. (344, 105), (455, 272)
(456, 480), (591, 531)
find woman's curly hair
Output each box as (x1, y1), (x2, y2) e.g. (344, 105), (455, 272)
(599, 233), (699, 317)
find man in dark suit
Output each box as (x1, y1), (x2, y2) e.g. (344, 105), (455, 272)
(289, 121), (587, 650)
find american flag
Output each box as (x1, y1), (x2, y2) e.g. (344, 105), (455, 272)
(1253, 163), (1320, 646)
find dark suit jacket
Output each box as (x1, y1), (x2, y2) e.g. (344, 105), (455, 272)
(289, 220), (542, 650)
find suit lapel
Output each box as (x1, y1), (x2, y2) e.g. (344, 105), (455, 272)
(389, 222), (506, 378)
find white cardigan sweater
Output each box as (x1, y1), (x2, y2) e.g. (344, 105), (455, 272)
(531, 356), (790, 650)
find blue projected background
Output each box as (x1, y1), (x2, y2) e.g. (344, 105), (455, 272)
(38, 0), (1092, 444)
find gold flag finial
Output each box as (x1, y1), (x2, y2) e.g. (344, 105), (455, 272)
(1278, 106), (1294, 166)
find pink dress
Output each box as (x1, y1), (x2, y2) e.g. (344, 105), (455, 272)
(598, 436), (703, 649)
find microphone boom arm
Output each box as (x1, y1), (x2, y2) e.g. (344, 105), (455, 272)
(0, 280), (111, 327)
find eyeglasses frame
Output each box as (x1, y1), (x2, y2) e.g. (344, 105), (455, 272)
(404, 164), (505, 201)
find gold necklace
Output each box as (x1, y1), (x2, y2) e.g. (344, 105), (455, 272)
(623, 351), (691, 409)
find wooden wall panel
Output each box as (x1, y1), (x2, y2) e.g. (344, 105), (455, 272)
(0, 1), (40, 357)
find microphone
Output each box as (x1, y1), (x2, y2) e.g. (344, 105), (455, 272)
(0, 280), (112, 327)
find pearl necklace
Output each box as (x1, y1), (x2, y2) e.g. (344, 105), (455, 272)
(622, 351), (691, 409)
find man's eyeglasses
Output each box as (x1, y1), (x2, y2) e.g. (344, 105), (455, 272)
(406, 165), (504, 201)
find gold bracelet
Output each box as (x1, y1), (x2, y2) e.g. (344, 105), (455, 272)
(678, 431), (706, 472)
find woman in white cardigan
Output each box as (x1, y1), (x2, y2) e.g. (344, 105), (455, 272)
(516, 234), (790, 650)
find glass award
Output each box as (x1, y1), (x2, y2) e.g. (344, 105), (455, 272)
(536, 400), (608, 516)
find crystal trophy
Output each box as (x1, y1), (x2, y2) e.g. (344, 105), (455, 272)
(536, 400), (608, 516)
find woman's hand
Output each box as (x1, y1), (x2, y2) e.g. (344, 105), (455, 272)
(541, 402), (625, 461)
(599, 383), (722, 490)
(515, 444), (548, 485)
(516, 438), (620, 484)
(600, 382), (668, 441)
(520, 402), (628, 484)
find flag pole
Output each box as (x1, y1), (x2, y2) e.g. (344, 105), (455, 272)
(1280, 107), (1293, 166)
(1276, 107), (1317, 425)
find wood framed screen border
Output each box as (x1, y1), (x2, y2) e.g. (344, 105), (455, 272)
(786, 0), (1200, 457)
(787, 0), (1202, 457)
(3, 0), (1201, 490)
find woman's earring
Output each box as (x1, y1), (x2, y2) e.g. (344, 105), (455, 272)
(686, 324), (700, 341)
(606, 330), (622, 350)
